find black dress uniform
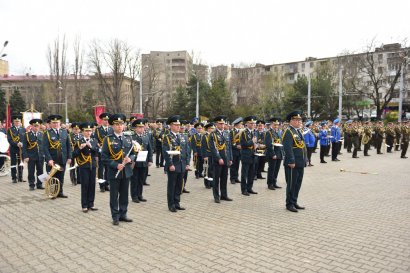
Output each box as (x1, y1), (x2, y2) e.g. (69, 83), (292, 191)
(255, 121), (266, 179)
(43, 115), (72, 197)
(73, 123), (99, 211)
(201, 123), (215, 189)
(162, 116), (190, 212)
(130, 119), (153, 203)
(264, 118), (284, 190)
(240, 116), (258, 195)
(209, 116), (233, 203)
(154, 120), (164, 167)
(7, 116), (26, 183)
(282, 111), (307, 212)
(22, 119), (44, 190)
(101, 114), (135, 224)
(229, 118), (243, 184)
(94, 112), (113, 192)
(191, 123), (204, 179)
(69, 123), (82, 185)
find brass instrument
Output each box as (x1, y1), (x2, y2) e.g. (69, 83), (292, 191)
(193, 153), (198, 172)
(0, 154), (11, 177)
(361, 127), (371, 145)
(45, 164), (62, 198)
(203, 157), (213, 181)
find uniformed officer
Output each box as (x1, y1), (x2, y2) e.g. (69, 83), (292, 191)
(154, 119), (165, 168)
(94, 112), (113, 192)
(162, 116), (190, 212)
(240, 116), (258, 196)
(7, 115), (26, 183)
(330, 119), (341, 161)
(229, 118), (243, 184)
(303, 120), (316, 166)
(101, 114), (135, 225)
(255, 120), (266, 179)
(264, 118), (284, 190)
(191, 122), (204, 179)
(179, 121), (191, 193)
(282, 111), (307, 212)
(209, 116), (233, 203)
(385, 122), (396, 153)
(130, 118), (153, 203)
(43, 114), (72, 198)
(201, 122), (215, 189)
(351, 121), (361, 158)
(22, 119), (44, 190)
(69, 122), (82, 185)
(74, 122), (99, 212)
(400, 120), (409, 158)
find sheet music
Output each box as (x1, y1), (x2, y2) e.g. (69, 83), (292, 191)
(136, 151), (148, 162)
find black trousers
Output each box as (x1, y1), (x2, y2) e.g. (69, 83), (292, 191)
(229, 152), (240, 181)
(204, 157), (214, 188)
(401, 142), (409, 157)
(267, 158), (283, 186)
(10, 148), (23, 180)
(256, 156), (266, 177)
(167, 171), (183, 209)
(364, 143), (371, 155)
(194, 155), (204, 177)
(130, 166), (147, 200)
(284, 166), (304, 208)
(213, 163), (229, 199)
(331, 142), (339, 160)
(155, 145), (164, 167)
(109, 177), (130, 221)
(307, 147), (314, 164)
(240, 161), (254, 193)
(46, 165), (66, 195)
(28, 158), (44, 188)
(320, 145), (328, 162)
(80, 167), (96, 209)
(97, 154), (109, 190)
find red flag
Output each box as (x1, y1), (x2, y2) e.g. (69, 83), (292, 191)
(5, 103), (11, 131)
(94, 105), (105, 125)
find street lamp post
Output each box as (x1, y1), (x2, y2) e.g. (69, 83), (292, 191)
(338, 66), (343, 121)
(399, 57), (407, 123)
(196, 80), (199, 118)
(0, 41), (8, 59)
(307, 73), (311, 118)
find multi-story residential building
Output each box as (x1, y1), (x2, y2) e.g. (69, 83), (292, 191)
(0, 60), (8, 76)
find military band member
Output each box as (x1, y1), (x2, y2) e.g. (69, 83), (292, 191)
(191, 122), (204, 179)
(351, 121), (361, 158)
(43, 115), (72, 198)
(374, 121), (384, 154)
(229, 118), (243, 184)
(130, 119), (153, 203)
(209, 116), (233, 203)
(101, 114), (134, 225)
(394, 123), (402, 151)
(179, 121), (191, 193)
(265, 118), (284, 190)
(201, 122), (215, 189)
(330, 119), (341, 161)
(363, 121), (372, 156)
(70, 122), (82, 185)
(282, 111), (307, 213)
(154, 120), (165, 168)
(400, 120), (409, 159)
(74, 122), (99, 212)
(94, 112), (113, 192)
(319, 122), (330, 163)
(240, 116), (258, 196)
(255, 120), (266, 179)
(163, 116), (190, 212)
(385, 122), (396, 153)
(7, 115), (26, 183)
(303, 121), (316, 166)
(22, 119), (44, 190)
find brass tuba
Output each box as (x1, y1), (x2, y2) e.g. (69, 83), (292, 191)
(362, 134), (370, 145)
(45, 164), (62, 198)
(0, 154), (11, 177)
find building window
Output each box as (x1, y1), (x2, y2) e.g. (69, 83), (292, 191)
(310, 62), (314, 68)
(301, 63), (305, 69)
(378, 54), (383, 61)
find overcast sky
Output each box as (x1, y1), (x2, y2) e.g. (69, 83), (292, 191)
(1, 0), (410, 75)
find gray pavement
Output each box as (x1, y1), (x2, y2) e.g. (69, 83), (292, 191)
(0, 149), (409, 273)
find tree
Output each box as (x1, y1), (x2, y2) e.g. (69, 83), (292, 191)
(167, 85), (189, 118)
(9, 87), (26, 116)
(0, 88), (6, 121)
(201, 77), (233, 119)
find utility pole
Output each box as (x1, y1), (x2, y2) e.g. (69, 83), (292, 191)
(338, 66), (343, 121)
(307, 73), (311, 118)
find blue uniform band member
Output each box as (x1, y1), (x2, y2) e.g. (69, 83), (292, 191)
(7, 115), (26, 183)
(101, 114), (135, 225)
(43, 115), (72, 198)
(282, 111), (307, 213)
(94, 112), (113, 192)
(209, 116), (233, 203)
(240, 116), (258, 196)
(130, 118), (153, 203)
(22, 119), (44, 190)
(163, 115), (190, 212)
(74, 122), (99, 213)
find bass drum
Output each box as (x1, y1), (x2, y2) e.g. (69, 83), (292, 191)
(0, 131), (9, 153)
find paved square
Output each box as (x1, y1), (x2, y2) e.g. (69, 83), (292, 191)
(0, 149), (409, 273)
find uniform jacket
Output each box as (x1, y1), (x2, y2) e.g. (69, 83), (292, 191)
(22, 130), (44, 161)
(101, 134), (135, 179)
(132, 133), (153, 168)
(239, 128), (255, 164)
(94, 126), (114, 147)
(264, 129), (284, 159)
(209, 129), (232, 165)
(190, 132), (203, 156)
(73, 137), (99, 169)
(7, 126), (26, 150)
(282, 126), (307, 168)
(43, 128), (72, 165)
(201, 132), (212, 158)
(229, 128), (242, 156)
(330, 125), (341, 143)
(303, 128), (316, 148)
(162, 132), (190, 173)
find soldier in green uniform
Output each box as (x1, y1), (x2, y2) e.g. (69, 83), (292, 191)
(201, 123), (215, 189)
(240, 116), (258, 196)
(400, 120), (409, 159)
(94, 112), (113, 192)
(101, 114), (135, 225)
(282, 111), (307, 213)
(7, 115), (26, 183)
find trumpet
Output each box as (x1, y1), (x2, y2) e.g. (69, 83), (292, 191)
(193, 153), (198, 172)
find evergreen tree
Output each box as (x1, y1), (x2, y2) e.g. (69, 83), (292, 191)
(0, 88), (7, 121)
(9, 87), (26, 116)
